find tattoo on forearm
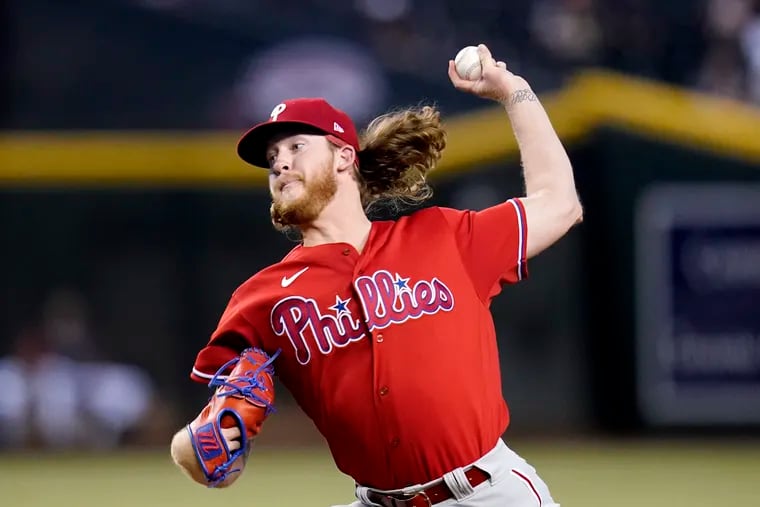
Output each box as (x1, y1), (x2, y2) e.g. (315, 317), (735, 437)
(509, 89), (537, 107)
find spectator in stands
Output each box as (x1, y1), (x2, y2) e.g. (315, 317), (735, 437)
(0, 288), (157, 449)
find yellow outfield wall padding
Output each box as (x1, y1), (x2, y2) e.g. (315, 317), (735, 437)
(0, 70), (758, 187)
(572, 70), (760, 162)
(438, 84), (593, 174)
(0, 131), (268, 186)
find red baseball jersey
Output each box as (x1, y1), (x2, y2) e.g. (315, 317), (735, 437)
(191, 199), (528, 489)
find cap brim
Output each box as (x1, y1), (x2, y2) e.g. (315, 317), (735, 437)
(237, 121), (328, 168)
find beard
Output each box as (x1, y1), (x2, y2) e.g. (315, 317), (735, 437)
(270, 156), (338, 231)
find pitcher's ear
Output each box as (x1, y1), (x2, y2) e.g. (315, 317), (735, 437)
(335, 145), (357, 173)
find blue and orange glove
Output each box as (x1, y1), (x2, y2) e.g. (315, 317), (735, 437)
(186, 347), (280, 487)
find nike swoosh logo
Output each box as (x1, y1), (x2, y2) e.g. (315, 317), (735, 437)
(281, 266), (309, 288)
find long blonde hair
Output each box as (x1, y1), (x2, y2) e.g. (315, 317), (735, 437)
(356, 105), (446, 214)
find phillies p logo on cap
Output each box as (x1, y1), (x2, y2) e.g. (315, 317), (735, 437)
(270, 103), (287, 122)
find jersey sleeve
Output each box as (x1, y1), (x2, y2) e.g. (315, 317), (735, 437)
(438, 199), (528, 301)
(190, 292), (262, 384)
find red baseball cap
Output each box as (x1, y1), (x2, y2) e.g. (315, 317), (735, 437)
(237, 98), (360, 168)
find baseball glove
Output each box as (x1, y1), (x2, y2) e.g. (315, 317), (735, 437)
(187, 347), (281, 487)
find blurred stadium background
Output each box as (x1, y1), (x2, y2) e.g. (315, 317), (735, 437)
(1, 0), (760, 505)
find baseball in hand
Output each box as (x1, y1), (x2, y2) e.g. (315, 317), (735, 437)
(454, 46), (482, 81)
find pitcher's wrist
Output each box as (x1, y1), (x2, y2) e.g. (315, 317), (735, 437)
(499, 76), (533, 107)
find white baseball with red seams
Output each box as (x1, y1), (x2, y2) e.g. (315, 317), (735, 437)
(455, 46), (483, 81)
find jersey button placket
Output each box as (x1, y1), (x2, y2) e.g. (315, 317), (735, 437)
(379, 386), (389, 396)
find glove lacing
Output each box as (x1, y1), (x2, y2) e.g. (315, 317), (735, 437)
(208, 347), (282, 416)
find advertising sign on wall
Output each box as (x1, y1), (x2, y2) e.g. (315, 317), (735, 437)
(635, 183), (760, 425)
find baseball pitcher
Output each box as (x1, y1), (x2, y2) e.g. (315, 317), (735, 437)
(170, 44), (582, 507)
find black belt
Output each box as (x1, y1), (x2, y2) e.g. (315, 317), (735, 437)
(366, 467), (490, 507)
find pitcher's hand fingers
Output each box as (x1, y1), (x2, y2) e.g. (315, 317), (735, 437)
(448, 60), (476, 91)
(477, 44), (494, 68)
(221, 426), (242, 451)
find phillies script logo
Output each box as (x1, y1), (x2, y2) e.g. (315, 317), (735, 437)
(270, 270), (455, 364)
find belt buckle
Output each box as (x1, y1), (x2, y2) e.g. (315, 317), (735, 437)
(417, 491), (433, 506)
(388, 491), (432, 507)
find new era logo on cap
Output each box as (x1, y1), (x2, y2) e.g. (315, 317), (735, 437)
(237, 98), (360, 168)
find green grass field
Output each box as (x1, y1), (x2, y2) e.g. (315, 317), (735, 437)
(1, 439), (758, 507)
